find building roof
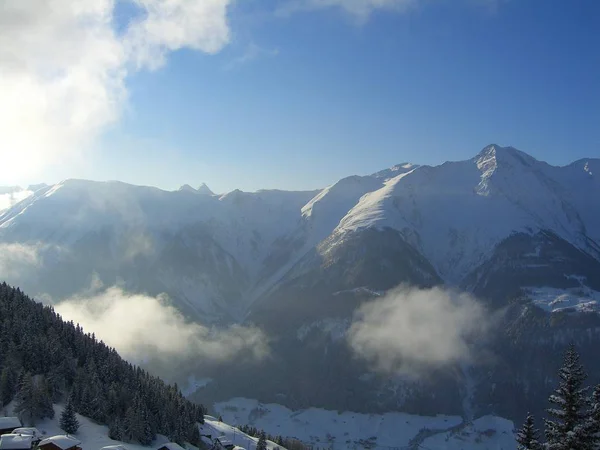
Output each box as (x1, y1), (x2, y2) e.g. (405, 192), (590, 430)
(158, 443), (186, 450)
(11, 429), (43, 439)
(0, 434), (33, 450)
(38, 435), (81, 450)
(100, 446), (127, 450)
(0, 418), (21, 430)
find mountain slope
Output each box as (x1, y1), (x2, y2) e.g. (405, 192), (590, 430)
(1, 145), (600, 424)
(0, 282), (204, 445)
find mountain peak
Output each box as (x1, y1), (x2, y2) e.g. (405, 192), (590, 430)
(475, 144), (539, 175)
(178, 184), (196, 193)
(372, 162), (418, 180)
(474, 145), (540, 196)
(197, 183), (214, 195)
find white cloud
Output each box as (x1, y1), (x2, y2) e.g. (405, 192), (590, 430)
(277, 0), (418, 21)
(347, 285), (490, 377)
(0, 0), (231, 184)
(224, 43), (279, 70)
(0, 243), (41, 278)
(0, 189), (34, 213)
(277, 0), (506, 21)
(55, 285), (269, 364)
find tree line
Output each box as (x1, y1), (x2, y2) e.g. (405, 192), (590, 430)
(516, 343), (600, 450)
(0, 282), (204, 445)
(236, 424), (309, 450)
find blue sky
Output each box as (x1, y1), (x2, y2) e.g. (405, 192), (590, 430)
(3, 0), (599, 192)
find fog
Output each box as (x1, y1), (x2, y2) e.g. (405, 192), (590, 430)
(347, 285), (490, 377)
(55, 284), (269, 373)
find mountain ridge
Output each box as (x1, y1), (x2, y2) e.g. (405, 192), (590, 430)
(1, 144), (598, 316)
(1, 145), (600, 423)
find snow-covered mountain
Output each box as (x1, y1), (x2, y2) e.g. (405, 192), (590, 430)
(1, 144), (600, 424)
(0, 185), (43, 213)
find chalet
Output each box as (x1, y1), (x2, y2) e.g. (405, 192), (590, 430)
(11, 428), (43, 445)
(156, 443), (185, 450)
(0, 434), (33, 450)
(100, 446), (127, 450)
(0, 418), (21, 436)
(38, 435), (82, 450)
(212, 437), (234, 450)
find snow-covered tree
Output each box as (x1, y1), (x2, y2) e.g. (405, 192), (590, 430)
(516, 413), (542, 450)
(60, 397), (80, 434)
(14, 373), (35, 424)
(587, 384), (600, 449)
(0, 366), (15, 408)
(545, 344), (594, 450)
(109, 418), (125, 441)
(35, 376), (55, 421)
(257, 431), (267, 450)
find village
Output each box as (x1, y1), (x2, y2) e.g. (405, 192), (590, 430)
(0, 417), (240, 450)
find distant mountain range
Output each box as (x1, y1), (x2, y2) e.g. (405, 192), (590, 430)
(2, 144), (599, 423)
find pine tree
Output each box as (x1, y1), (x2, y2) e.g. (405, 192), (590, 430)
(14, 373), (35, 424)
(544, 344), (594, 450)
(36, 377), (55, 420)
(60, 397), (80, 434)
(587, 384), (600, 449)
(109, 418), (125, 441)
(0, 366), (15, 408)
(257, 431), (267, 450)
(140, 406), (154, 446)
(516, 413), (542, 450)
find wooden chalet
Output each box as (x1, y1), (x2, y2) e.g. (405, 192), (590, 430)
(38, 435), (82, 450)
(156, 443), (185, 450)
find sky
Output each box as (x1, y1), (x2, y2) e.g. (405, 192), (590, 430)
(1, 0), (598, 193)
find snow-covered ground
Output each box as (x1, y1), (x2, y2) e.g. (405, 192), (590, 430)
(214, 398), (517, 450)
(201, 416), (283, 450)
(422, 415), (515, 450)
(527, 286), (600, 313)
(6, 404), (175, 450)
(1, 403), (271, 450)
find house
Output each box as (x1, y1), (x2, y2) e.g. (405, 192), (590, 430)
(0, 418), (21, 436)
(100, 446), (127, 450)
(38, 435), (82, 450)
(156, 443), (185, 450)
(0, 434), (33, 450)
(212, 437), (234, 450)
(11, 428), (43, 445)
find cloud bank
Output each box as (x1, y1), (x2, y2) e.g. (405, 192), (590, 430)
(0, 243), (42, 279)
(0, 0), (231, 183)
(54, 285), (269, 364)
(0, 189), (34, 213)
(347, 285), (489, 377)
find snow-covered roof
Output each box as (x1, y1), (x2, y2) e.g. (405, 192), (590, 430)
(157, 443), (185, 450)
(12, 428), (43, 439)
(38, 435), (81, 450)
(0, 434), (33, 450)
(0, 418), (21, 430)
(100, 445), (127, 450)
